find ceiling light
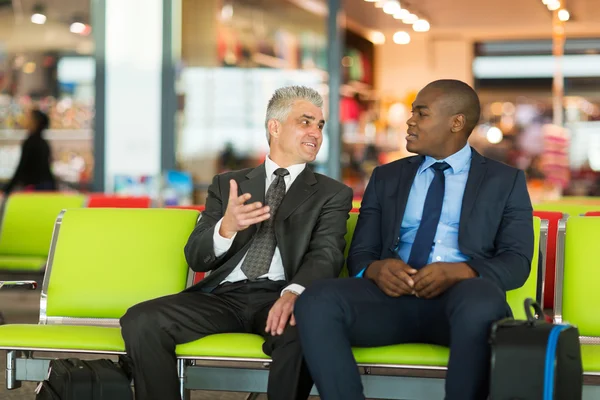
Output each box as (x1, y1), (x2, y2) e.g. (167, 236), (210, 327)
(31, 4), (46, 24)
(402, 13), (419, 24)
(413, 19), (430, 32)
(383, 1), (401, 15)
(547, 1), (560, 11)
(393, 31), (411, 45)
(558, 9), (570, 21)
(70, 22), (86, 34)
(393, 9), (410, 19)
(31, 13), (46, 24)
(486, 126), (503, 144)
(374, 1), (385, 8)
(370, 31), (386, 45)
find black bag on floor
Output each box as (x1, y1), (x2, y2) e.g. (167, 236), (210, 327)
(489, 298), (583, 400)
(35, 358), (133, 400)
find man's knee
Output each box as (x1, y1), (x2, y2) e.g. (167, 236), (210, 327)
(295, 279), (344, 323)
(120, 301), (160, 340)
(449, 279), (509, 334)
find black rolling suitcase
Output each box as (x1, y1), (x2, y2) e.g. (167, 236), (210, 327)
(489, 298), (583, 400)
(35, 358), (133, 400)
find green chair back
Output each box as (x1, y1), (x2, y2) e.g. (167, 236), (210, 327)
(506, 216), (541, 319)
(561, 216), (600, 336)
(0, 193), (86, 257)
(44, 208), (199, 320)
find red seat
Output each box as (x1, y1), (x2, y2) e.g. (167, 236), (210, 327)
(533, 211), (564, 309)
(166, 205), (205, 212)
(86, 194), (152, 208)
(584, 211), (600, 216)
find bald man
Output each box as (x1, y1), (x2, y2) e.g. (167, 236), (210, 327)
(295, 79), (534, 400)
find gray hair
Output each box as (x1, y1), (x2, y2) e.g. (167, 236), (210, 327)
(265, 86), (323, 143)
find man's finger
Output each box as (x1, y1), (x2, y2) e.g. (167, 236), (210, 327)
(234, 193), (252, 206)
(290, 313), (296, 326)
(265, 310), (274, 333)
(413, 273), (434, 291)
(238, 205), (270, 219)
(238, 202), (267, 214)
(389, 268), (414, 288)
(239, 214), (272, 226)
(276, 308), (292, 335)
(228, 180), (239, 203)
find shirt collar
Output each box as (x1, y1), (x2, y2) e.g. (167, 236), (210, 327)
(419, 144), (472, 175)
(265, 155), (306, 183)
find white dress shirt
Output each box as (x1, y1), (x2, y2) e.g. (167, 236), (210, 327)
(212, 156), (306, 296)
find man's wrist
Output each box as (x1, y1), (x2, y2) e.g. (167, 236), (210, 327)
(218, 222), (236, 239)
(455, 262), (477, 280)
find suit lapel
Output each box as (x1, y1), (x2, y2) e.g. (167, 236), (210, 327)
(459, 148), (487, 236)
(390, 157), (422, 248)
(276, 167), (318, 222)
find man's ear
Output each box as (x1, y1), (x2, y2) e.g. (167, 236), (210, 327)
(451, 114), (466, 133)
(268, 119), (280, 140)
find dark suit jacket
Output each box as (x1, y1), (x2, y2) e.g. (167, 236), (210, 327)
(348, 148), (534, 292)
(184, 164), (353, 291)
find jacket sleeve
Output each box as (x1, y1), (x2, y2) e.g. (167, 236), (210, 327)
(288, 185), (353, 288)
(183, 174), (230, 272)
(347, 167), (383, 276)
(466, 170), (534, 291)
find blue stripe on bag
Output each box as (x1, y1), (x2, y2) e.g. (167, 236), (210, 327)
(544, 324), (570, 400)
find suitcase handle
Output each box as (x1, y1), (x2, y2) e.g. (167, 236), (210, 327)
(524, 298), (545, 323)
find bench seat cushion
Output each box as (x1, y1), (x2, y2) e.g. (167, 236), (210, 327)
(0, 255), (46, 271)
(176, 333), (451, 366)
(0, 325), (124, 352)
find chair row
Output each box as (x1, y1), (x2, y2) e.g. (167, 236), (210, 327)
(2, 208), (596, 399)
(0, 192), (205, 272)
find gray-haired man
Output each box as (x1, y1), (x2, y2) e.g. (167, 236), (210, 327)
(121, 86), (353, 400)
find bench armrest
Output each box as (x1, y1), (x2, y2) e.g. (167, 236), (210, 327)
(0, 281), (38, 290)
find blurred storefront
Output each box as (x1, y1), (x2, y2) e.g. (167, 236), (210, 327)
(0, 0), (94, 190)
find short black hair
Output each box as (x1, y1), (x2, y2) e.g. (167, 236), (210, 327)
(30, 109), (50, 132)
(424, 79), (481, 135)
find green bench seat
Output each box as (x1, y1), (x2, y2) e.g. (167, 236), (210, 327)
(0, 193), (86, 271)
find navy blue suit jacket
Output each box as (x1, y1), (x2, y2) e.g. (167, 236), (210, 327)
(348, 148), (534, 292)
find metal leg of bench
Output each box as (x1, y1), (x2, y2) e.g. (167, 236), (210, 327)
(6, 350), (21, 389)
(178, 359), (191, 400)
(245, 393), (260, 400)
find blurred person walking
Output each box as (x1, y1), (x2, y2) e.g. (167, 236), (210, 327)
(3, 108), (57, 195)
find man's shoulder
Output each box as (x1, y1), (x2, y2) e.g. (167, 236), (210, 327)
(312, 171), (352, 193)
(374, 155), (421, 177)
(479, 154), (522, 178)
(214, 167), (255, 181)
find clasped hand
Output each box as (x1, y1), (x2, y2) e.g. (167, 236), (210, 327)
(366, 259), (472, 299)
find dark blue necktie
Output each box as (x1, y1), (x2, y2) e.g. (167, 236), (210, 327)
(406, 162), (451, 269)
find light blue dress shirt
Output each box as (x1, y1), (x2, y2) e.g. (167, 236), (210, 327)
(356, 144), (472, 277)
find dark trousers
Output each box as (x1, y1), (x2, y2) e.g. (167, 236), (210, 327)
(294, 277), (511, 400)
(120, 280), (313, 400)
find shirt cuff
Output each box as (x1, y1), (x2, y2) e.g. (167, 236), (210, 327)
(213, 218), (236, 257)
(355, 267), (366, 278)
(281, 283), (305, 297)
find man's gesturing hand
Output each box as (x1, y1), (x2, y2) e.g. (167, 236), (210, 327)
(365, 259), (418, 297)
(219, 179), (271, 239)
